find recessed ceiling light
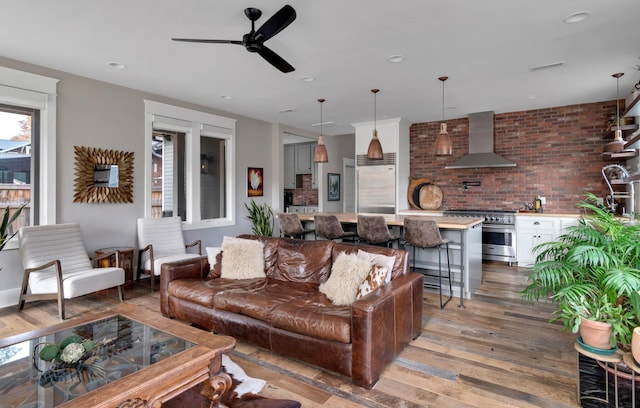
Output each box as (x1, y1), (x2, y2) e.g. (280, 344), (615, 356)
(279, 108), (293, 113)
(300, 76), (315, 82)
(563, 11), (591, 24)
(107, 62), (127, 69)
(389, 55), (404, 63)
(220, 95), (232, 100)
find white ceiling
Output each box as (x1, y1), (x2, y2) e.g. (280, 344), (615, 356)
(2, 1), (640, 136)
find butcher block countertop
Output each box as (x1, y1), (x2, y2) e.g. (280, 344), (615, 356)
(296, 212), (483, 230)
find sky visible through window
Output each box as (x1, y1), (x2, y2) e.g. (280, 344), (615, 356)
(0, 111), (28, 140)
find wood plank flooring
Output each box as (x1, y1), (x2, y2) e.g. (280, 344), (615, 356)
(0, 262), (580, 407)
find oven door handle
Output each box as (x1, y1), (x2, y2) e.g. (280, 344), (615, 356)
(483, 224), (516, 233)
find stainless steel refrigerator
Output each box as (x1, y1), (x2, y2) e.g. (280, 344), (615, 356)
(356, 164), (396, 214)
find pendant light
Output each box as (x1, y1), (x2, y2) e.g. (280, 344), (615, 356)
(604, 72), (626, 153)
(367, 88), (384, 160)
(314, 98), (329, 163)
(434, 76), (453, 156)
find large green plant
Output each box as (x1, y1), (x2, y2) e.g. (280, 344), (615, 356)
(244, 200), (274, 236)
(520, 193), (640, 346)
(0, 203), (27, 251)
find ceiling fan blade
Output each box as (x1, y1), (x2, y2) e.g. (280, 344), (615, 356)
(258, 45), (295, 73)
(255, 5), (296, 42)
(171, 38), (242, 45)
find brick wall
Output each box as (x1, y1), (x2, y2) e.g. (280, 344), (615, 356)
(409, 100), (628, 214)
(286, 174), (318, 205)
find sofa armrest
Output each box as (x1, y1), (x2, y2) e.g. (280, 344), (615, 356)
(350, 271), (423, 388)
(159, 256), (209, 316)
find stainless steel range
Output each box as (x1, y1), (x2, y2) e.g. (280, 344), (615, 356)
(444, 209), (517, 265)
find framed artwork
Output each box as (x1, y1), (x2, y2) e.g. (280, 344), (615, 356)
(328, 173), (340, 201)
(247, 167), (264, 197)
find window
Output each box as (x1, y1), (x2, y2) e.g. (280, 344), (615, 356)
(144, 101), (235, 229)
(0, 67), (58, 247)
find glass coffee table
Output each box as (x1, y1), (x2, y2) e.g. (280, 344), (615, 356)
(0, 304), (235, 407)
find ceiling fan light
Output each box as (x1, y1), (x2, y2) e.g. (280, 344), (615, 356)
(314, 135), (328, 163)
(367, 130), (384, 160)
(434, 124), (452, 156)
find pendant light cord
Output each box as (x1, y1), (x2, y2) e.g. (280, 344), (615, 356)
(438, 76), (448, 122)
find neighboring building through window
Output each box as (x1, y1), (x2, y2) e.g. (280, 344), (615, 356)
(0, 104), (36, 232)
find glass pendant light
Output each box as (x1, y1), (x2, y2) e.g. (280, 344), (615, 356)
(604, 72), (626, 153)
(313, 98), (329, 163)
(434, 76), (453, 156)
(367, 88), (383, 160)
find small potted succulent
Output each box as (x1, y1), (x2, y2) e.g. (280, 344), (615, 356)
(520, 193), (640, 350)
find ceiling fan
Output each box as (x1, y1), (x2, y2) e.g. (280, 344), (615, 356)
(172, 5), (296, 73)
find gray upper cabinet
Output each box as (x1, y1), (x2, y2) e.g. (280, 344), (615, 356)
(294, 143), (312, 174)
(284, 145), (296, 189)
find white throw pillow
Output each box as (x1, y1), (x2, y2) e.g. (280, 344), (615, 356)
(206, 246), (222, 267)
(320, 252), (371, 306)
(356, 250), (395, 283)
(220, 237), (266, 279)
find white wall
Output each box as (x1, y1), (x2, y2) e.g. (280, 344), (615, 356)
(0, 56), (317, 308)
(321, 134), (356, 212)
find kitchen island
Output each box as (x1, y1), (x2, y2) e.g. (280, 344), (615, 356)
(296, 212), (483, 302)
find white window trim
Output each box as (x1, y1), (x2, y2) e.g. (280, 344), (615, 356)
(0, 67), (58, 237)
(144, 100), (236, 229)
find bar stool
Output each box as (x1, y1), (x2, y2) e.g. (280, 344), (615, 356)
(403, 217), (452, 309)
(277, 213), (315, 239)
(356, 215), (401, 247)
(314, 214), (358, 242)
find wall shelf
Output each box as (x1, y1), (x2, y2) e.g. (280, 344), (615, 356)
(602, 150), (638, 159)
(603, 123), (639, 140)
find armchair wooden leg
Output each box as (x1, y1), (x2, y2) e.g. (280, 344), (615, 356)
(17, 272), (29, 311)
(118, 285), (124, 302)
(58, 293), (65, 320)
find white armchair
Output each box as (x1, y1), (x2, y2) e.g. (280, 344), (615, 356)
(17, 223), (125, 320)
(136, 217), (202, 291)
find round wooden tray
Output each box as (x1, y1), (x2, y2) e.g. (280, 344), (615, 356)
(407, 177), (442, 210)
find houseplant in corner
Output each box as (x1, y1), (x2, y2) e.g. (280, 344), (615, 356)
(0, 202), (27, 251)
(520, 193), (640, 350)
(244, 199), (274, 236)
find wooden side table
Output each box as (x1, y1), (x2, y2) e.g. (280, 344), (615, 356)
(96, 246), (135, 283)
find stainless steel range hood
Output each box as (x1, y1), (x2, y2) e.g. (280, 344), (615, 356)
(445, 111), (516, 169)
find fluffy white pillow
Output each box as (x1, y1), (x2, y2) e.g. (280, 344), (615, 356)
(220, 237), (266, 279)
(356, 264), (389, 299)
(356, 250), (395, 283)
(320, 252), (371, 306)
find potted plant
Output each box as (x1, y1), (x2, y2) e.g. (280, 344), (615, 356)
(520, 193), (640, 349)
(244, 200), (274, 236)
(0, 202), (28, 251)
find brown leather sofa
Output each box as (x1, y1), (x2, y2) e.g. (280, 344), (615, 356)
(159, 235), (423, 389)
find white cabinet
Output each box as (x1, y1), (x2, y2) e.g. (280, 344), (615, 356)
(294, 144), (312, 174)
(284, 145), (296, 189)
(287, 205), (318, 213)
(516, 215), (580, 266)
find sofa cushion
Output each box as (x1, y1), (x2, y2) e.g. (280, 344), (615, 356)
(221, 237), (266, 279)
(237, 234), (280, 276)
(168, 278), (266, 307)
(271, 239), (333, 284)
(319, 252), (371, 306)
(206, 247), (223, 278)
(214, 280), (319, 323)
(270, 293), (352, 344)
(356, 249), (394, 283)
(356, 263), (389, 299)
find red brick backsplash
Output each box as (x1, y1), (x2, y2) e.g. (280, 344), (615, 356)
(409, 100), (629, 214)
(286, 174), (318, 205)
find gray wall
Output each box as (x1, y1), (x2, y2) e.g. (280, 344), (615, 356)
(0, 56), (340, 307)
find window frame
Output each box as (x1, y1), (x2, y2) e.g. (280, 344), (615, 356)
(143, 100), (236, 230)
(0, 67), (58, 250)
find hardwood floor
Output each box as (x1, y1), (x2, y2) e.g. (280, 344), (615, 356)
(0, 262), (579, 407)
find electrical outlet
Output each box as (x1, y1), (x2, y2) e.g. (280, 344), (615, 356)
(540, 197), (546, 205)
